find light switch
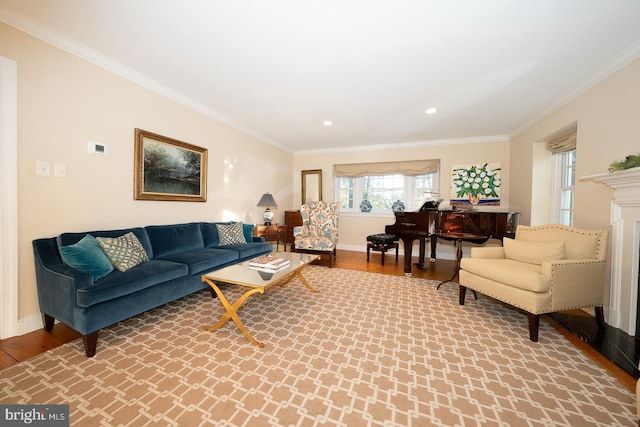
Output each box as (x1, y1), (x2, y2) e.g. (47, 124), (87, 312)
(36, 161), (50, 176)
(54, 163), (67, 178)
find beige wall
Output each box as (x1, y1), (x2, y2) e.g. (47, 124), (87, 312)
(293, 140), (511, 258)
(509, 56), (640, 306)
(0, 23), (293, 322)
(509, 56), (640, 229)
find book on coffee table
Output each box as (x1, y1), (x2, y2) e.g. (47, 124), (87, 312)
(248, 255), (291, 272)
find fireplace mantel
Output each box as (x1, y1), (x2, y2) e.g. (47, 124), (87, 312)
(585, 166), (640, 189)
(583, 166), (640, 335)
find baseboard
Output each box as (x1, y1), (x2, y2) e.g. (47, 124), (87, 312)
(17, 313), (43, 336)
(336, 244), (456, 260)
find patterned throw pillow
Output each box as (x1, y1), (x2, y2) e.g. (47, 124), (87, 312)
(216, 222), (247, 245)
(96, 232), (150, 272)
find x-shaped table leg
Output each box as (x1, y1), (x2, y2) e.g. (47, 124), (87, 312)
(202, 269), (318, 348)
(203, 280), (265, 348)
(278, 270), (319, 293)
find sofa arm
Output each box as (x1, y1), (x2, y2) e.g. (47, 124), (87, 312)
(252, 236), (266, 243)
(542, 259), (606, 310)
(469, 246), (505, 259)
(33, 238), (94, 326)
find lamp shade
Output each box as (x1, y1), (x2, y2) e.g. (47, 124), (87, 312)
(257, 192), (278, 226)
(257, 193), (278, 208)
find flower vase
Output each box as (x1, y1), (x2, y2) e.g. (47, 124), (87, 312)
(360, 199), (372, 212)
(468, 194), (481, 205)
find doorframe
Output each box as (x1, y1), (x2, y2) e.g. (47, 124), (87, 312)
(0, 56), (19, 339)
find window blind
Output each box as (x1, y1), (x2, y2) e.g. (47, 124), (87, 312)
(546, 127), (577, 153)
(334, 159), (439, 178)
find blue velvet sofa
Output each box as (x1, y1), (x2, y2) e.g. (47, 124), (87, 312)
(32, 222), (272, 357)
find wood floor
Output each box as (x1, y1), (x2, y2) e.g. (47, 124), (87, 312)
(0, 249), (635, 394)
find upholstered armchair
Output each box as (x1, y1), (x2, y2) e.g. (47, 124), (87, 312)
(293, 201), (340, 267)
(459, 224), (608, 342)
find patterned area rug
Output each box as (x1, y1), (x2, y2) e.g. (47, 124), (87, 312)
(0, 267), (635, 426)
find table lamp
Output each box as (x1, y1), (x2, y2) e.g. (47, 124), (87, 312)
(257, 192), (278, 225)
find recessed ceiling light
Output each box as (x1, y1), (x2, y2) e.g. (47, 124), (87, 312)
(424, 108), (438, 115)
(322, 120), (333, 126)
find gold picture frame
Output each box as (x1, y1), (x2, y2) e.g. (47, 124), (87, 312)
(134, 128), (208, 202)
(301, 169), (322, 204)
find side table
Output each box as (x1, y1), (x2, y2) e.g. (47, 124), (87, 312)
(435, 232), (489, 298)
(253, 225), (288, 251)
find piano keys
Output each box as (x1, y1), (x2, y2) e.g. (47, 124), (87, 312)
(385, 207), (519, 275)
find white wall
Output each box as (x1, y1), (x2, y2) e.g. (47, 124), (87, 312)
(0, 22), (293, 324)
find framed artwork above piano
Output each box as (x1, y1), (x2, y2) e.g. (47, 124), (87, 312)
(451, 162), (501, 206)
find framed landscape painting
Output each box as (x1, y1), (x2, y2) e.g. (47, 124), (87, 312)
(134, 129), (208, 202)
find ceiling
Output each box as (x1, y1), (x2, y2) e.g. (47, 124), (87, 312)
(2, 0), (640, 153)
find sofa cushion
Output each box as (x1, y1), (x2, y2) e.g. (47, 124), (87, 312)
(461, 258), (550, 293)
(158, 248), (239, 275)
(146, 223), (204, 258)
(76, 260), (188, 308)
(216, 222), (247, 245)
(515, 225), (602, 259)
(200, 222), (227, 247)
(502, 238), (565, 265)
(59, 234), (114, 281)
(96, 232), (150, 272)
(212, 242), (273, 259)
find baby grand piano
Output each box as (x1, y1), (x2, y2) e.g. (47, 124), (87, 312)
(385, 201), (519, 275)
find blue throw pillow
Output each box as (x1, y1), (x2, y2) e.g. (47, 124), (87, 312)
(242, 223), (255, 242)
(59, 234), (114, 280)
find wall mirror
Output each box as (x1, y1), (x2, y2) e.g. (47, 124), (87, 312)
(301, 169), (322, 204)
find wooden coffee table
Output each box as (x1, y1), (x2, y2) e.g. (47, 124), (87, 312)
(201, 252), (320, 347)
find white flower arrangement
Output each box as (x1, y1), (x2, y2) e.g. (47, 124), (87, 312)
(452, 163), (501, 204)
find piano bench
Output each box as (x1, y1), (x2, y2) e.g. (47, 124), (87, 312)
(366, 234), (399, 266)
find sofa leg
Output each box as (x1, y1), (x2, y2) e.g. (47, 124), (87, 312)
(528, 313), (540, 342)
(459, 286), (467, 305)
(42, 313), (55, 331)
(82, 332), (99, 357)
(595, 306), (606, 331)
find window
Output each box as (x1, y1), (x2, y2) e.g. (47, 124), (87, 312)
(336, 172), (439, 213)
(552, 149), (575, 226)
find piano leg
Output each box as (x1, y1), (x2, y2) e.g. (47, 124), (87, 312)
(417, 237), (426, 269)
(400, 237), (414, 276)
(429, 235), (437, 262)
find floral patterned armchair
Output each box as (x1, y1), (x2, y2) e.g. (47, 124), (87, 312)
(293, 201), (340, 267)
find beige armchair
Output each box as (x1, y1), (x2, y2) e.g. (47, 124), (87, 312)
(293, 201), (340, 267)
(459, 224), (608, 341)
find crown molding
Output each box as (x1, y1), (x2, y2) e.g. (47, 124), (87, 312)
(294, 135), (510, 155)
(510, 39), (640, 139)
(0, 5), (293, 153)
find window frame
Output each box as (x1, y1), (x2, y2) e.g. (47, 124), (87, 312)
(551, 149), (575, 226)
(335, 172), (439, 214)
